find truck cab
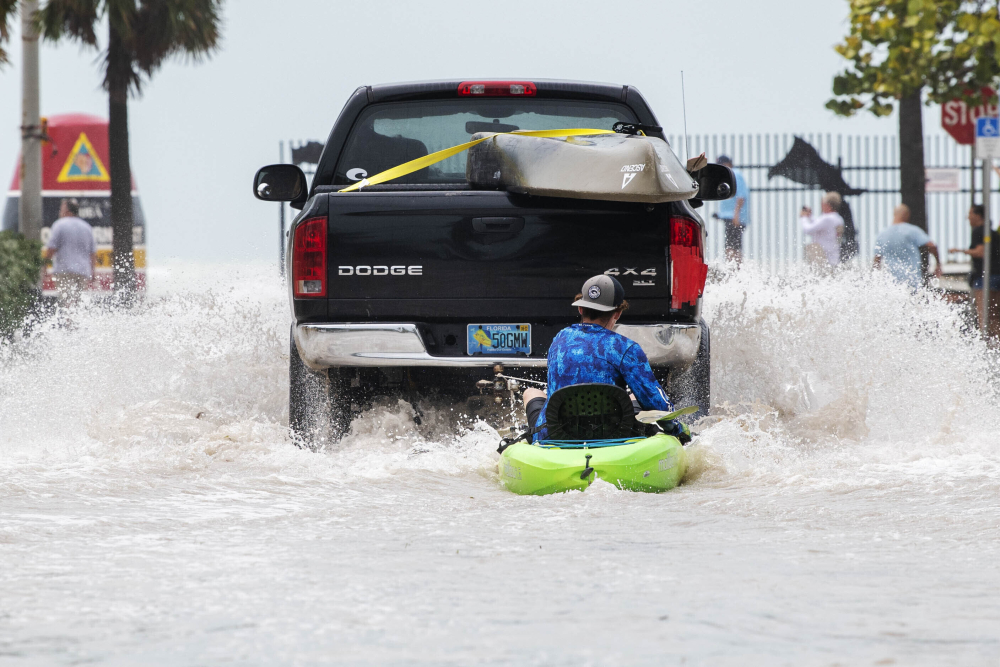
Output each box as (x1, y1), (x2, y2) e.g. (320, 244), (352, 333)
(255, 80), (725, 443)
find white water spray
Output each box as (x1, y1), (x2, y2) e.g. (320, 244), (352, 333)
(0, 260), (996, 665)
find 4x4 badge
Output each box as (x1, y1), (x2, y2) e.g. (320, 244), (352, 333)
(605, 267), (656, 276)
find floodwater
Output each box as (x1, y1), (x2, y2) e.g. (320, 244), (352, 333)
(1, 261), (997, 666)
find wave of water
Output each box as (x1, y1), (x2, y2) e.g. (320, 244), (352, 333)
(1, 260), (997, 665)
(694, 266), (1000, 492)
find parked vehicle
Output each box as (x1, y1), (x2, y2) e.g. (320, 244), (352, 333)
(254, 80), (732, 442)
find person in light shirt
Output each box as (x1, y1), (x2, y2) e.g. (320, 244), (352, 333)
(715, 155), (750, 264)
(799, 192), (845, 269)
(43, 198), (96, 307)
(873, 204), (942, 290)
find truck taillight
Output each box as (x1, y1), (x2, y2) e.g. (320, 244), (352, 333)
(293, 216), (327, 297)
(457, 81), (537, 97)
(670, 216), (707, 310)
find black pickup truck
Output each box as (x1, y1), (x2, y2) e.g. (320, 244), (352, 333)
(254, 80), (729, 442)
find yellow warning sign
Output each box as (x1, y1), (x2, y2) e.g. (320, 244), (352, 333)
(57, 132), (110, 183)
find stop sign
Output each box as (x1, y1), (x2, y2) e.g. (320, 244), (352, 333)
(942, 87), (997, 145)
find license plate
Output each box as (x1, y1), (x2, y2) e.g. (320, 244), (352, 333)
(467, 323), (531, 356)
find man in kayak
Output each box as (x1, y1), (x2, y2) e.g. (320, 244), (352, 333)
(521, 275), (690, 443)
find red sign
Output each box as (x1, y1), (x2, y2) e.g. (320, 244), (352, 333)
(7, 113), (140, 191)
(942, 88), (997, 145)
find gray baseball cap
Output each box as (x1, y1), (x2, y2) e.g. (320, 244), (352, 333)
(571, 275), (625, 312)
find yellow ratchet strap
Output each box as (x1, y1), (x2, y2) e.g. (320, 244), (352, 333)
(338, 128), (616, 192)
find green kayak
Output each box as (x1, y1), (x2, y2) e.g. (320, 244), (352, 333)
(499, 433), (687, 496)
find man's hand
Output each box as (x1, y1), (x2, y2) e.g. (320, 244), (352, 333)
(662, 420), (691, 445)
(522, 387), (545, 404)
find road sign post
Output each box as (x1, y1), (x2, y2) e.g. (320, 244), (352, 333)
(975, 117), (998, 336)
(944, 89), (998, 209)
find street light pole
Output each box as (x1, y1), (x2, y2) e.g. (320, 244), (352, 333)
(279, 140), (285, 278)
(19, 0), (43, 242)
(983, 157), (992, 336)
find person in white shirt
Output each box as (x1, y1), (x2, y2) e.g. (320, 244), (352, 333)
(43, 198), (96, 307)
(800, 192), (845, 269)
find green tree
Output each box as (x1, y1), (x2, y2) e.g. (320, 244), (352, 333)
(0, 0), (17, 67)
(0, 231), (42, 337)
(827, 0), (1000, 231)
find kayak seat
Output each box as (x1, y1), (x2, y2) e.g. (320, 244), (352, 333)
(543, 383), (655, 441)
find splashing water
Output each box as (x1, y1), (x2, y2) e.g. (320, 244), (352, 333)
(0, 260), (997, 665)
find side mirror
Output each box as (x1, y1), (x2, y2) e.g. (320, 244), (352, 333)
(254, 164), (308, 204)
(692, 164), (736, 201)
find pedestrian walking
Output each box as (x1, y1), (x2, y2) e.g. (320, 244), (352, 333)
(715, 155), (750, 264)
(873, 204), (941, 290)
(800, 192), (845, 270)
(948, 204), (1000, 340)
(43, 198), (96, 307)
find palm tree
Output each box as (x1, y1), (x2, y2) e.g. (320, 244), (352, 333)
(34, 0), (223, 298)
(0, 1), (19, 67)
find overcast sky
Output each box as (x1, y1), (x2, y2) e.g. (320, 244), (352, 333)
(0, 0), (948, 263)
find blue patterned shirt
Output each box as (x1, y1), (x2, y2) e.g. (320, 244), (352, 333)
(534, 323), (673, 440)
(716, 168), (750, 224)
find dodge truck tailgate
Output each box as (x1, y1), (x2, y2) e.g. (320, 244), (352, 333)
(324, 190), (674, 319)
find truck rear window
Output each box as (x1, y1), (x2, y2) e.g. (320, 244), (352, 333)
(333, 99), (639, 185)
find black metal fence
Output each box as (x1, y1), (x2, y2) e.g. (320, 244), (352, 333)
(668, 133), (978, 269)
(279, 133), (981, 271)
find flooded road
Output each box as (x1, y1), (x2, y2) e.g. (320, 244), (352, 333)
(1, 262), (997, 665)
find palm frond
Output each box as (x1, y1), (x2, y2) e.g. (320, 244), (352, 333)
(34, 0), (223, 95)
(36, 0), (101, 45)
(0, 0), (20, 66)
(132, 0), (223, 77)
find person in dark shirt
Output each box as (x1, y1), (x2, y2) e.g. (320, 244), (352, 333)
(949, 204), (1000, 340)
(521, 275), (686, 442)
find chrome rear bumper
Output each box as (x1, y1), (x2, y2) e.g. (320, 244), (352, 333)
(294, 322), (701, 371)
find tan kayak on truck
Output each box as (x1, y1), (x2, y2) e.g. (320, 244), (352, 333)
(466, 131), (700, 203)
